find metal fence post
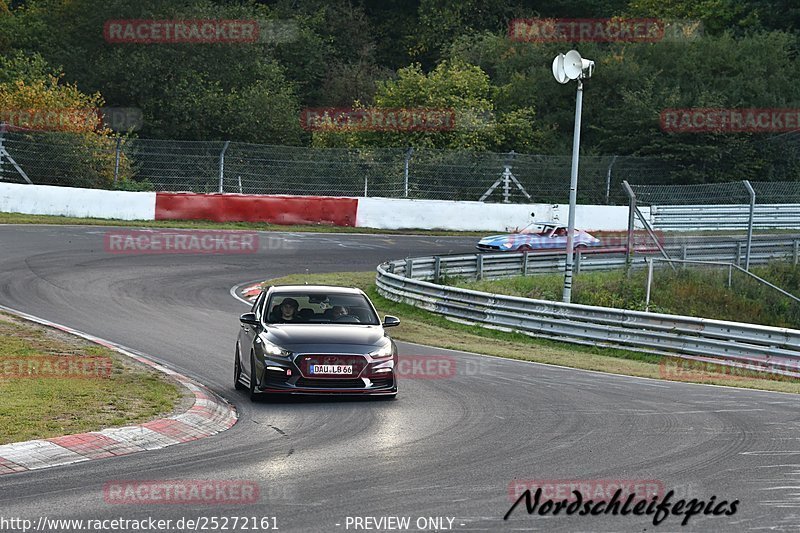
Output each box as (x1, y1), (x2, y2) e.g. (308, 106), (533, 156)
(622, 180), (636, 268)
(605, 154), (618, 205)
(736, 243), (743, 266)
(728, 264), (733, 288)
(433, 256), (441, 283)
(794, 240), (799, 266)
(645, 257), (654, 312)
(476, 254), (484, 280)
(0, 122), (5, 179)
(404, 147), (413, 197)
(364, 176), (368, 197)
(218, 141), (230, 193)
(113, 137), (122, 183)
(743, 180), (755, 271)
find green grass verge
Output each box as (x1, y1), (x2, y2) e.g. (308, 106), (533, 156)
(0, 312), (184, 444)
(262, 271), (800, 394)
(0, 212), (484, 236)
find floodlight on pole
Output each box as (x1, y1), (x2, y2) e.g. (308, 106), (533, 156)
(552, 50), (594, 303)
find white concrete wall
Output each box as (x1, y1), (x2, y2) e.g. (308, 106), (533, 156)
(0, 182), (156, 220)
(356, 197), (645, 231)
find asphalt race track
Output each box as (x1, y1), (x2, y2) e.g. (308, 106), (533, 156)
(1, 224), (799, 532)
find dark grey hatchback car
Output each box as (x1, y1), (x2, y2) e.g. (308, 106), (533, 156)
(234, 285), (400, 400)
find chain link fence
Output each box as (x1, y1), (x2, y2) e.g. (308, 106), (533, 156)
(4, 128), (800, 205)
(0, 128), (683, 204)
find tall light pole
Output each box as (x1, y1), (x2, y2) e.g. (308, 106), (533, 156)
(553, 50), (594, 303)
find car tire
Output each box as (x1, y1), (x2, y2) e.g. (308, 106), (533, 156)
(249, 351), (259, 401)
(234, 345), (246, 391)
(518, 245), (533, 252)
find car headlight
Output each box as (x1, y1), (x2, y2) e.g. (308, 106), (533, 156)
(501, 242), (514, 249)
(257, 334), (292, 358)
(368, 342), (393, 359)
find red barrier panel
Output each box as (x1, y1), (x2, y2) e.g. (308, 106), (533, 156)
(155, 193), (358, 226)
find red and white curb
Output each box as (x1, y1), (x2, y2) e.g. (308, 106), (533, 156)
(0, 305), (237, 475)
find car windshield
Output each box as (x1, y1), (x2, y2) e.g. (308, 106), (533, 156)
(264, 292), (380, 325)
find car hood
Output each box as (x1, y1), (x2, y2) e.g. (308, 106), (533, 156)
(264, 324), (386, 350)
(479, 234), (513, 243)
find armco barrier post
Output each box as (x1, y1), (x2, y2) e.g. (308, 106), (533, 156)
(433, 256), (441, 283)
(794, 240), (799, 266)
(476, 254), (484, 280)
(522, 251), (529, 275)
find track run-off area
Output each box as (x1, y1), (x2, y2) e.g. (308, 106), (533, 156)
(0, 224), (799, 532)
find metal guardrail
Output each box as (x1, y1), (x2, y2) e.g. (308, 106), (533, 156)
(652, 204), (800, 230)
(376, 237), (800, 378)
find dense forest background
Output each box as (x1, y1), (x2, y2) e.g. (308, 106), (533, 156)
(1, 0), (799, 187)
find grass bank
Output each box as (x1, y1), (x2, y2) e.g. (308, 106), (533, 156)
(262, 271), (800, 394)
(0, 312), (185, 444)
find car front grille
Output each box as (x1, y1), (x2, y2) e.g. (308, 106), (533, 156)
(295, 378), (366, 389)
(296, 354), (368, 379)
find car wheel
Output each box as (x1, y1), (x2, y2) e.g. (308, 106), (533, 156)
(518, 244), (533, 252)
(234, 345), (246, 391)
(249, 351), (260, 401)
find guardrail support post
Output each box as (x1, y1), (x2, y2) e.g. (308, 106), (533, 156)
(736, 243), (743, 267)
(522, 251), (529, 276)
(433, 256), (441, 283)
(794, 240), (799, 266)
(405, 258), (413, 277)
(476, 254), (484, 281)
(575, 250), (582, 275)
(681, 245), (687, 268)
(728, 264), (732, 288)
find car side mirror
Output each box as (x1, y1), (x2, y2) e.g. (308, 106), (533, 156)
(240, 312), (260, 326)
(382, 315), (400, 328)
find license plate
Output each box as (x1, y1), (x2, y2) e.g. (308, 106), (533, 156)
(310, 364), (353, 375)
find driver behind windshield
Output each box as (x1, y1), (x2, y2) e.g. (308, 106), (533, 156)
(271, 297), (301, 323)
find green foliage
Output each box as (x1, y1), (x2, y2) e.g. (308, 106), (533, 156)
(0, 0), (798, 186)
